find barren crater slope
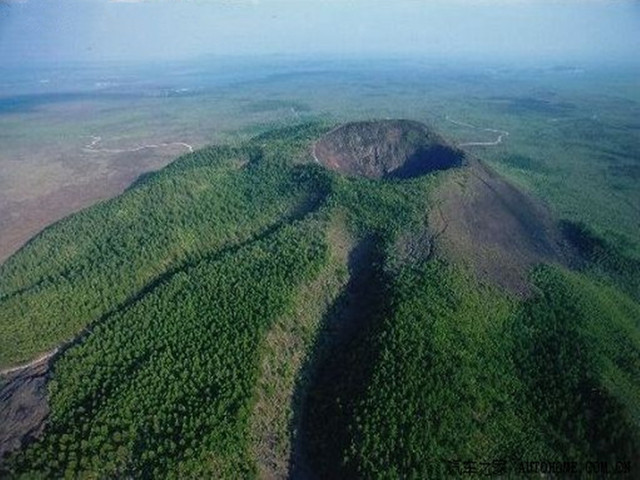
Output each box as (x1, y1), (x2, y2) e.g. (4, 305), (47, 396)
(313, 119), (464, 179)
(429, 158), (572, 294)
(316, 119), (572, 293)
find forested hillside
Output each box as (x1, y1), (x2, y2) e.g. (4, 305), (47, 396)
(1, 122), (638, 478)
(303, 261), (640, 478)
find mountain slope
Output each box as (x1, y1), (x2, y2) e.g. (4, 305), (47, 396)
(1, 121), (638, 478)
(429, 158), (571, 294)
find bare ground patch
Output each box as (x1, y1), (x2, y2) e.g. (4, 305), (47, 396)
(0, 144), (192, 265)
(313, 120), (464, 179)
(0, 356), (52, 463)
(429, 158), (573, 295)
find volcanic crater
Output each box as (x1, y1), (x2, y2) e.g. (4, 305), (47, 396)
(315, 119), (574, 294)
(313, 119), (465, 179)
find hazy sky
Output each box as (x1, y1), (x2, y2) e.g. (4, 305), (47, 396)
(1, 0), (639, 65)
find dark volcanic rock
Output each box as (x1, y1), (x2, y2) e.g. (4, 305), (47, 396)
(0, 362), (50, 463)
(428, 158), (575, 295)
(313, 120), (464, 179)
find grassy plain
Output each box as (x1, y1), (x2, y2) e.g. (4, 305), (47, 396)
(1, 58), (638, 263)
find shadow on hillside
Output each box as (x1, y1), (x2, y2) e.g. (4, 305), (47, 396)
(389, 144), (464, 179)
(289, 237), (390, 480)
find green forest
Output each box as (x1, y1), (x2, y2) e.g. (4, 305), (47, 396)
(1, 123), (638, 478)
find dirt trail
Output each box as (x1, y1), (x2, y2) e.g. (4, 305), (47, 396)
(311, 124), (345, 165)
(0, 349), (58, 377)
(446, 115), (510, 147)
(84, 135), (194, 154)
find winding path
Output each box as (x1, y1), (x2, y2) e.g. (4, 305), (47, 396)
(0, 348), (59, 376)
(83, 136), (194, 154)
(445, 116), (510, 147)
(311, 124), (346, 165)
(312, 143), (321, 164)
